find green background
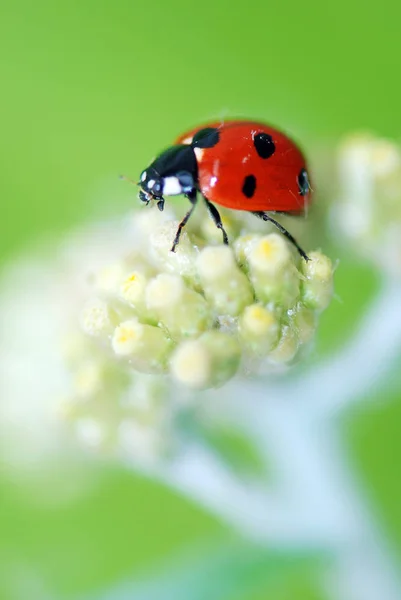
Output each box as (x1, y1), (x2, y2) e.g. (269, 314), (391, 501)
(1, 1), (400, 599)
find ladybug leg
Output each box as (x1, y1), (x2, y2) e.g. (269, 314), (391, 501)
(171, 190), (198, 252)
(252, 211), (310, 261)
(203, 197), (229, 245)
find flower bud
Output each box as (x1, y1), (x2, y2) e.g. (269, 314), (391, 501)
(197, 246), (254, 316)
(301, 251), (334, 311)
(233, 234), (261, 269)
(146, 273), (212, 338)
(170, 331), (241, 389)
(268, 325), (299, 364)
(149, 221), (199, 283)
(93, 262), (127, 295)
(80, 298), (116, 338)
(112, 319), (173, 373)
(119, 270), (158, 324)
(290, 304), (317, 345)
(239, 304), (280, 355)
(247, 234), (300, 307)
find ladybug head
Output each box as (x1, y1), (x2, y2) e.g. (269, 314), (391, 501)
(138, 167), (163, 204)
(139, 145), (198, 206)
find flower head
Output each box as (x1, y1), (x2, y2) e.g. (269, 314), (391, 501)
(71, 207), (333, 391)
(0, 203), (334, 468)
(333, 133), (401, 275)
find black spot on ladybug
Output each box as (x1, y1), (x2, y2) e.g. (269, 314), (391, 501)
(297, 168), (310, 196)
(192, 127), (220, 148)
(242, 174), (257, 198)
(253, 132), (275, 159)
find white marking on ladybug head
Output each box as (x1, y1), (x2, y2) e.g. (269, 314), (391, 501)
(147, 179), (155, 189)
(181, 136), (193, 145)
(163, 176), (182, 196)
(141, 171), (147, 182)
(194, 147), (205, 161)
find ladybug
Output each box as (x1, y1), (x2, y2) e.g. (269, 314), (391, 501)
(138, 120), (311, 260)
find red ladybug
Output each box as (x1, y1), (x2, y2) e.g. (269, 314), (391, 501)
(138, 120), (311, 260)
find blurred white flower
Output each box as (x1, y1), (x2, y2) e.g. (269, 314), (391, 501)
(333, 133), (401, 275)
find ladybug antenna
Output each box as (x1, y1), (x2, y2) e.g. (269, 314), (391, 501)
(119, 174), (139, 186)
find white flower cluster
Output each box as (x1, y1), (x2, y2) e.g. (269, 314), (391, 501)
(72, 207), (333, 395)
(334, 133), (401, 275)
(0, 202), (334, 469)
